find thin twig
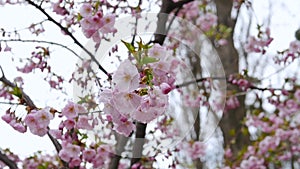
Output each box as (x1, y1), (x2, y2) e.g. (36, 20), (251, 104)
(0, 101), (21, 105)
(130, 0), (142, 47)
(1, 39), (83, 60)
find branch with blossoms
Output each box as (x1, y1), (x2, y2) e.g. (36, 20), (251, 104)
(24, 0), (111, 79)
(0, 150), (18, 169)
(0, 66), (67, 167)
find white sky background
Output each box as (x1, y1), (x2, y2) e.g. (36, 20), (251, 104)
(0, 0), (300, 166)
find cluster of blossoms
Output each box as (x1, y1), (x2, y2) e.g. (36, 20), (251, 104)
(244, 27), (273, 54)
(52, 0), (69, 16)
(178, 1), (217, 32)
(228, 74), (252, 91)
(274, 40), (300, 64)
(0, 0), (23, 5)
(22, 152), (59, 169)
(99, 44), (180, 136)
(1, 99), (114, 168)
(223, 88), (300, 168)
(23, 108), (53, 136)
(174, 0), (230, 47)
(79, 3), (117, 43)
(17, 46), (50, 73)
(237, 156), (266, 169)
(196, 13), (218, 32)
(178, 141), (205, 160)
(51, 101), (113, 168)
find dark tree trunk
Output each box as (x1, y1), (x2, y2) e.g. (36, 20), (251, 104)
(214, 0), (250, 156)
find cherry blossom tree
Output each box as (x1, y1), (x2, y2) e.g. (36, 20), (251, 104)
(0, 0), (300, 169)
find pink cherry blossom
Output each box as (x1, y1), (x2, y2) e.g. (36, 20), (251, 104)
(289, 40), (300, 53)
(82, 149), (96, 162)
(11, 123), (26, 133)
(3, 43), (11, 52)
(24, 108), (53, 136)
(112, 59), (139, 92)
(63, 119), (76, 130)
(61, 101), (86, 119)
(132, 105), (157, 123)
(113, 91), (141, 116)
(76, 116), (93, 130)
(114, 117), (135, 136)
(80, 3), (92, 17)
(69, 157), (81, 168)
(179, 141), (205, 160)
(92, 154), (106, 168)
(190, 141), (205, 159)
(29, 127), (48, 137)
(103, 102), (122, 123)
(52, 2), (68, 16)
(239, 156), (266, 169)
(294, 89), (300, 102)
(237, 79), (251, 91)
(34, 108), (53, 128)
(58, 149), (71, 162)
(160, 82), (173, 94)
(100, 14), (116, 34)
(64, 143), (81, 159)
(225, 96), (240, 111)
(49, 129), (62, 139)
(148, 44), (168, 60)
(1, 113), (13, 123)
(196, 13), (218, 31)
(132, 87), (168, 123)
(244, 34), (273, 54)
(24, 113), (38, 129)
(180, 1), (199, 19)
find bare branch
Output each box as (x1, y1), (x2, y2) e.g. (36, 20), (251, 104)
(0, 39), (83, 60)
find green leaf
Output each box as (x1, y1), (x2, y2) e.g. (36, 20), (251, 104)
(37, 164), (47, 169)
(121, 40), (135, 53)
(141, 57), (159, 65)
(77, 13), (83, 21)
(9, 86), (22, 98)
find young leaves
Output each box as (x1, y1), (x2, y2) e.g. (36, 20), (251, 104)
(121, 39), (158, 67)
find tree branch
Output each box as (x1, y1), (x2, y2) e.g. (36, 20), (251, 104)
(24, 0), (111, 80)
(0, 150), (18, 169)
(108, 134), (129, 169)
(130, 122), (147, 167)
(153, 0), (195, 45)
